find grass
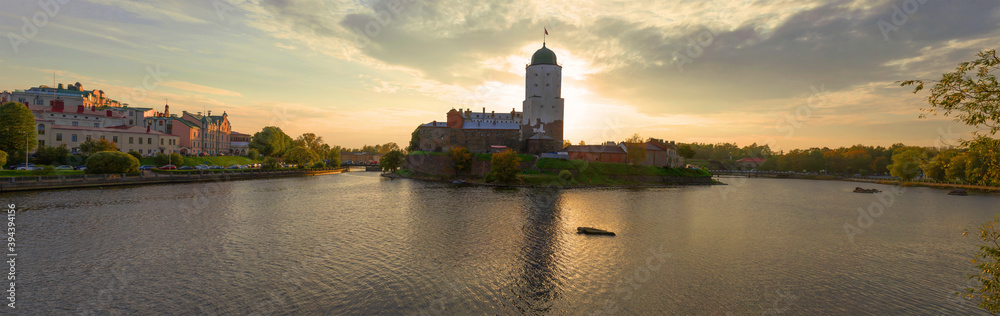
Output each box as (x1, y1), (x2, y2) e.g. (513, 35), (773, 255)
(140, 156), (260, 167)
(534, 158), (712, 185)
(0, 170), (85, 177)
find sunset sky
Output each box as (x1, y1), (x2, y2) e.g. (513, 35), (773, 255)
(1, 0), (998, 150)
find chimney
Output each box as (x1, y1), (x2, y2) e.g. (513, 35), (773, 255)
(208, 110), (211, 117)
(146, 126), (150, 133)
(164, 104), (169, 116)
(491, 111), (495, 117)
(482, 107), (485, 113)
(77, 105), (84, 113)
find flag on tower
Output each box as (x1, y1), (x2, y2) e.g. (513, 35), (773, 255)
(544, 28), (548, 35)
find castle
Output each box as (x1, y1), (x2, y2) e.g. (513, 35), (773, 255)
(416, 43), (565, 155)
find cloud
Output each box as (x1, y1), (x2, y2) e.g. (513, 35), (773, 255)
(161, 81), (243, 97)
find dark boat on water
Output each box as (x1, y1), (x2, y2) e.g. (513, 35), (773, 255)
(853, 187), (881, 193)
(577, 227), (615, 236)
(947, 189), (968, 196)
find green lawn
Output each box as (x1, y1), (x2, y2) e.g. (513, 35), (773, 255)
(140, 156), (260, 167)
(0, 170), (85, 177)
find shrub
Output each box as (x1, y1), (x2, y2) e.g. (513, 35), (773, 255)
(31, 165), (55, 176)
(262, 157), (281, 170)
(85, 151), (140, 174)
(247, 148), (260, 160)
(488, 149), (521, 183)
(154, 153), (184, 166)
(558, 170), (574, 184)
(128, 150), (142, 161)
(312, 161), (326, 169)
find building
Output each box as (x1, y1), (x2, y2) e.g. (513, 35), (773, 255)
(736, 157), (766, 170)
(27, 102), (178, 155)
(565, 145), (627, 163)
(180, 110), (231, 156)
(415, 41), (565, 155)
(229, 131), (250, 156)
(145, 105), (203, 155)
(640, 139), (685, 168)
(8, 82), (124, 109)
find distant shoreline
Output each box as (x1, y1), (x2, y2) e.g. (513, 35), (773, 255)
(0, 168), (346, 193)
(713, 172), (1000, 192)
(380, 172), (718, 188)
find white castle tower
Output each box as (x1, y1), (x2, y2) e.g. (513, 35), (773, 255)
(521, 43), (565, 154)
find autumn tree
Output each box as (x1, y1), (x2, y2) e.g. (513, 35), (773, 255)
(407, 128), (421, 152)
(79, 138), (119, 155)
(488, 149), (521, 183)
(283, 146), (320, 167)
(888, 147), (926, 181)
(900, 49), (1000, 135)
(448, 147), (473, 174)
(625, 133), (646, 166)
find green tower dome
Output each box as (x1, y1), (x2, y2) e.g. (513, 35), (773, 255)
(530, 44), (557, 65)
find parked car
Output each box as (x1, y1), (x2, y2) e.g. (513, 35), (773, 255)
(227, 165), (242, 169)
(74, 165), (87, 170)
(195, 164), (209, 170)
(178, 166), (194, 170)
(11, 163), (36, 170)
(138, 165), (156, 171)
(55, 165), (74, 170)
(159, 165), (177, 170)
(209, 165), (224, 170)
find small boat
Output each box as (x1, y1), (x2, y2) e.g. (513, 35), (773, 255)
(947, 189), (968, 196)
(577, 227), (615, 236)
(452, 180), (466, 184)
(853, 187), (880, 193)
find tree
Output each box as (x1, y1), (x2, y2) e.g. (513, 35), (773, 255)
(578, 140), (586, 146)
(154, 153), (183, 166)
(677, 143), (695, 159)
(379, 142), (400, 154)
(79, 138), (118, 155)
(947, 153), (969, 182)
(326, 149), (341, 167)
(407, 127), (421, 152)
(35, 144), (70, 165)
(0, 150), (6, 168)
(262, 157), (281, 170)
(448, 147), (473, 174)
(0, 102), (37, 155)
(488, 149), (521, 183)
(966, 136), (1000, 186)
(294, 133), (325, 152)
(127, 150), (142, 161)
(250, 126), (292, 157)
(379, 150), (404, 173)
(247, 148), (260, 160)
(562, 140), (571, 149)
(85, 151), (140, 174)
(283, 146), (320, 167)
(625, 133), (647, 166)
(964, 216), (1000, 313)
(901, 49), (1000, 135)
(888, 147), (926, 181)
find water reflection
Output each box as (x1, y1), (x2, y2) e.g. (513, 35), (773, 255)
(509, 188), (563, 314)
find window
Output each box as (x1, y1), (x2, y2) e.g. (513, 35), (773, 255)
(86, 135), (91, 141)
(129, 120), (133, 125)
(37, 124), (45, 135)
(129, 137), (134, 144)
(56, 133), (62, 141)
(94, 123), (100, 128)
(148, 138), (152, 144)
(71, 134), (77, 142)
(160, 139), (164, 145)
(158, 121), (163, 126)
(112, 136), (118, 143)
(38, 140), (44, 146)
(139, 138), (143, 144)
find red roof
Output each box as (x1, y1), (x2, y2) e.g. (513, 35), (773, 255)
(737, 158), (766, 163)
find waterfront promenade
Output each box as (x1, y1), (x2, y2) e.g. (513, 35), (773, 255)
(0, 168), (347, 193)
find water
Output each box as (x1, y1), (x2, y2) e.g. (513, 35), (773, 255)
(6, 173), (998, 314)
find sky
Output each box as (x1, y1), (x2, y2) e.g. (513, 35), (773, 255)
(1, 0), (998, 151)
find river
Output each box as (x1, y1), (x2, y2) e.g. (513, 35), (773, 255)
(6, 172), (998, 314)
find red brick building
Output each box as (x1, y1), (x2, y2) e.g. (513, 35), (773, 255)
(565, 145), (627, 163)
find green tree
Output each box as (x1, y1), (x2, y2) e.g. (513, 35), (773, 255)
(0, 102), (37, 155)
(247, 148), (260, 160)
(578, 140), (586, 145)
(283, 146), (319, 167)
(79, 138), (118, 155)
(901, 49), (1000, 135)
(379, 150), (404, 173)
(964, 216), (1000, 313)
(127, 150), (142, 161)
(250, 126), (292, 157)
(85, 151), (140, 174)
(947, 153), (969, 182)
(488, 149), (521, 183)
(677, 143), (695, 159)
(625, 133), (647, 166)
(448, 147), (473, 174)
(294, 133), (325, 152)
(262, 157), (281, 170)
(154, 153), (184, 166)
(407, 127), (421, 152)
(966, 136), (1000, 186)
(35, 144), (70, 165)
(888, 147), (926, 181)
(562, 140), (571, 149)
(379, 142), (400, 155)
(0, 150), (7, 168)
